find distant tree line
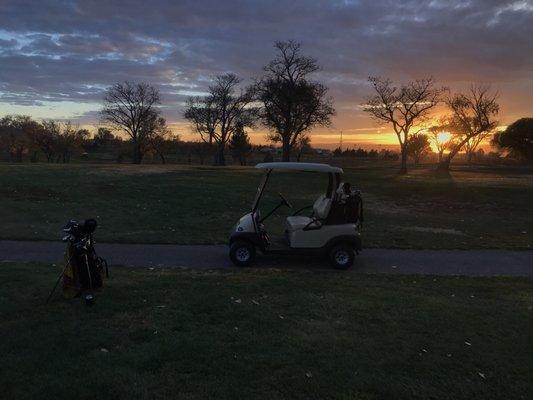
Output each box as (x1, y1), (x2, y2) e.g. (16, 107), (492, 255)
(333, 147), (399, 160)
(0, 114), (318, 165)
(0, 115), (89, 163)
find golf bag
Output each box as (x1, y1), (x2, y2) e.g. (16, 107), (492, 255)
(327, 182), (363, 225)
(62, 219), (108, 298)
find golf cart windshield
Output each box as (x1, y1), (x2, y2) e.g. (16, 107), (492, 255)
(252, 170), (271, 212)
(251, 163), (344, 212)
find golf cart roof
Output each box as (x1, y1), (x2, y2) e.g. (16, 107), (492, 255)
(255, 162), (343, 174)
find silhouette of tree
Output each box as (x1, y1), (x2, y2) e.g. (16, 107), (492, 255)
(101, 81), (161, 164)
(255, 41), (334, 161)
(52, 121), (87, 163)
(295, 135), (312, 162)
(145, 116), (178, 164)
(363, 77), (445, 174)
(184, 74), (255, 166)
(427, 121), (455, 162)
(0, 115), (38, 162)
(40, 120), (61, 162)
(183, 96), (218, 145)
(491, 118), (533, 160)
(229, 122), (252, 165)
(437, 85), (499, 173)
(406, 133), (431, 165)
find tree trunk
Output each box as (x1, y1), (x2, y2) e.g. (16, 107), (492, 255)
(399, 146), (408, 175)
(213, 142), (225, 166)
(159, 153), (166, 164)
(282, 137), (291, 162)
(437, 136), (469, 174)
(132, 141), (143, 164)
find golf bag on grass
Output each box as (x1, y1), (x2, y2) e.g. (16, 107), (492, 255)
(62, 219), (108, 298)
(46, 219), (108, 303)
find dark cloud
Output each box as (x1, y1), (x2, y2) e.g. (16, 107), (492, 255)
(0, 0), (532, 131)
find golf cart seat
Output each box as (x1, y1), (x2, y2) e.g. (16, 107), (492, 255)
(286, 194), (332, 231)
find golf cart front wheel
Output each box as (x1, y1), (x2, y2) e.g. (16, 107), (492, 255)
(328, 243), (354, 269)
(229, 241), (256, 267)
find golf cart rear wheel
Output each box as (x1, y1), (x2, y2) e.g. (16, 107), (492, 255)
(329, 243), (354, 269)
(229, 241), (256, 267)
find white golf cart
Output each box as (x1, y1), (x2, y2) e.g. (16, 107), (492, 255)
(229, 162), (362, 269)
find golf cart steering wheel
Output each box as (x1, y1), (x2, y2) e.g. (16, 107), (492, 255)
(278, 193), (293, 208)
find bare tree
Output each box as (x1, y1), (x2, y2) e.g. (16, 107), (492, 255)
(101, 81), (161, 164)
(183, 96), (219, 145)
(427, 121), (455, 163)
(295, 134), (312, 162)
(145, 116), (179, 164)
(53, 121), (87, 163)
(363, 77), (445, 174)
(40, 120), (61, 162)
(184, 74), (255, 166)
(255, 41), (334, 161)
(405, 133), (431, 165)
(463, 131), (491, 164)
(437, 85), (499, 173)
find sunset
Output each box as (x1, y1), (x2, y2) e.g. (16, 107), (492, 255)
(1, 1), (532, 399)
(1, 0), (532, 148)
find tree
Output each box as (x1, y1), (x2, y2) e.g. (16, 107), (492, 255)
(145, 116), (179, 164)
(228, 122), (252, 165)
(437, 85), (499, 173)
(93, 127), (115, 149)
(40, 120), (61, 162)
(363, 77), (445, 174)
(406, 133), (431, 165)
(52, 121), (86, 163)
(294, 135), (312, 162)
(491, 118), (533, 161)
(184, 74), (255, 166)
(255, 40), (334, 161)
(0, 115), (35, 162)
(101, 81), (161, 164)
(428, 122), (455, 163)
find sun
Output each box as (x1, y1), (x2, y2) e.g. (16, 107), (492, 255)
(437, 131), (451, 144)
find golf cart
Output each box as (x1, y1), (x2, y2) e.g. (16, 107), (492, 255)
(229, 162), (362, 269)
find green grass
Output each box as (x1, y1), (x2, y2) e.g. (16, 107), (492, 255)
(1, 262), (531, 399)
(1, 163), (532, 248)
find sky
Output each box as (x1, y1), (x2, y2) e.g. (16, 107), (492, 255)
(0, 0), (532, 149)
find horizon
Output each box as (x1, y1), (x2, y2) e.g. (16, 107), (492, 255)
(1, 0), (532, 148)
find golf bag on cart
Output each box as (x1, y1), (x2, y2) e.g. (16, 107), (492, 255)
(327, 182), (363, 226)
(61, 219), (108, 298)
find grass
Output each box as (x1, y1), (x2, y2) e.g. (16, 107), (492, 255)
(1, 262), (531, 399)
(0, 162), (532, 248)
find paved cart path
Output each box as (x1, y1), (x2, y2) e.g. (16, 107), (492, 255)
(1, 240), (532, 277)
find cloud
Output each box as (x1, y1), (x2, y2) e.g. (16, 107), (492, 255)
(0, 0), (531, 134)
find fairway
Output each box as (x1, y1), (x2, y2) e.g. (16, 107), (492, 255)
(1, 263), (531, 400)
(1, 163), (532, 249)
